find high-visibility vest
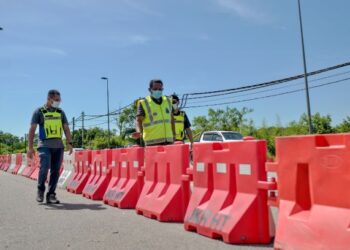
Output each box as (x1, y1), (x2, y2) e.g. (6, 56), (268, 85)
(139, 96), (174, 146)
(40, 107), (63, 139)
(174, 111), (185, 141)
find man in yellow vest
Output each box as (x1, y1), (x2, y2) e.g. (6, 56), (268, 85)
(135, 79), (175, 146)
(28, 89), (73, 204)
(171, 94), (194, 146)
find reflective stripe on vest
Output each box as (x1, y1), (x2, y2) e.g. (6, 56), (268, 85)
(41, 107), (63, 139)
(140, 96), (174, 146)
(174, 111), (185, 141)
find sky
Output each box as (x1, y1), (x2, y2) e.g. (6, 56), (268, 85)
(0, 0), (349, 137)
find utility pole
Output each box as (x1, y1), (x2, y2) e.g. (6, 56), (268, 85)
(72, 117), (75, 145)
(297, 0), (313, 134)
(101, 77), (111, 148)
(24, 134), (27, 153)
(81, 112), (85, 148)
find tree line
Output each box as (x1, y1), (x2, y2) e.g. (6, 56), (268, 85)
(1, 106), (349, 156)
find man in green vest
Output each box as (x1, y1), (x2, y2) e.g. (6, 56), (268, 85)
(171, 94), (194, 146)
(135, 79), (175, 146)
(28, 89), (73, 204)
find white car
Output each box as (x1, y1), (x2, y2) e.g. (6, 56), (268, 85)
(199, 131), (244, 142)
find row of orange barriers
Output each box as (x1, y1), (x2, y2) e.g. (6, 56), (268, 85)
(65, 142), (272, 244)
(0, 153), (39, 179)
(0, 152), (63, 181)
(1, 133), (349, 249)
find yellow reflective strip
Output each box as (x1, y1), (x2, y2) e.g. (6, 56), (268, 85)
(143, 99), (154, 123)
(143, 119), (171, 128)
(166, 97), (172, 111)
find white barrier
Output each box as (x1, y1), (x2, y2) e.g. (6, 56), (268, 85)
(17, 154), (28, 175)
(57, 151), (75, 189)
(7, 154), (17, 172)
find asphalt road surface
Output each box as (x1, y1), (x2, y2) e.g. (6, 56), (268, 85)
(0, 171), (275, 250)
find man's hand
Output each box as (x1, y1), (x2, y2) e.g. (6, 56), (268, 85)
(132, 132), (142, 139)
(67, 144), (73, 155)
(27, 148), (35, 159)
(27, 124), (37, 159)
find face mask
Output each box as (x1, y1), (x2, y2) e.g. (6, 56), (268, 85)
(52, 100), (60, 108)
(151, 90), (163, 99)
(173, 103), (179, 110)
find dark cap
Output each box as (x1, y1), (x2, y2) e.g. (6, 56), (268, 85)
(149, 79), (163, 88)
(47, 89), (60, 97)
(171, 94), (179, 101)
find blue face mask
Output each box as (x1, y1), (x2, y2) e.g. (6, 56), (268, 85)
(151, 90), (163, 99)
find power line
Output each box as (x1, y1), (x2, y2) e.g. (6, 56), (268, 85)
(68, 61), (350, 125)
(109, 103), (134, 115)
(75, 120), (110, 129)
(82, 103), (133, 121)
(185, 70), (350, 105)
(185, 61), (350, 98)
(184, 77), (350, 109)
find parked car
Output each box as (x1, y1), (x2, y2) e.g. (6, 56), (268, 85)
(199, 131), (244, 142)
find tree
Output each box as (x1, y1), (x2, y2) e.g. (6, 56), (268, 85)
(116, 106), (136, 136)
(0, 131), (26, 154)
(335, 116), (350, 133)
(300, 113), (333, 134)
(90, 135), (124, 149)
(192, 107), (253, 133)
(192, 116), (210, 133)
(241, 119), (256, 136)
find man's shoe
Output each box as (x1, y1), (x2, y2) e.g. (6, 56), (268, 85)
(46, 193), (60, 204)
(36, 190), (44, 203)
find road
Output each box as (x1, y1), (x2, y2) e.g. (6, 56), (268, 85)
(0, 171), (275, 250)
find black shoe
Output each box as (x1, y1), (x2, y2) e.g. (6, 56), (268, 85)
(36, 190), (44, 203)
(46, 193), (60, 204)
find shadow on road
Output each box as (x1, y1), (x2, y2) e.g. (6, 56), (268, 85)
(41, 202), (107, 211)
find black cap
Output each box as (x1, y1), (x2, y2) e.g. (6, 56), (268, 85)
(47, 89), (60, 97)
(149, 79), (163, 88)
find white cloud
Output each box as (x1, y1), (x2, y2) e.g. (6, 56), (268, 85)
(198, 33), (210, 41)
(121, 0), (162, 16)
(0, 45), (68, 57)
(40, 47), (67, 56)
(214, 0), (268, 22)
(129, 35), (151, 45)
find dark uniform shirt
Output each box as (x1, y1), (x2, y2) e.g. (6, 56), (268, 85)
(31, 105), (68, 148)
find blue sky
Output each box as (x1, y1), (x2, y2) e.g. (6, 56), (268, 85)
(1, 0), (349, 137)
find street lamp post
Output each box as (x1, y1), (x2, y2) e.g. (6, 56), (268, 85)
(101, 77), (111, 148)
(297, 0), (313, 134)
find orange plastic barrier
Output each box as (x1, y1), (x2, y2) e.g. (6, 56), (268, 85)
(66, 150), (92, 194)
(267, 134), (350, 250)
(1, 154), (11, 171)
(135, 144), (190, 222)
(30, 158), (40, 180)
(0, 155), (5, 170)
(184, 140), (273, 244)
(22, 154), (39, 178)
(11, 153), (23, 174)
(82, 149), (112, 200)
(103, 149), (122, 202)
(103, 146), (144, 208)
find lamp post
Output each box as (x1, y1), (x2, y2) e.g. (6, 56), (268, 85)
(297, 0), (313, 134)
(101, 77), (111, 148)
